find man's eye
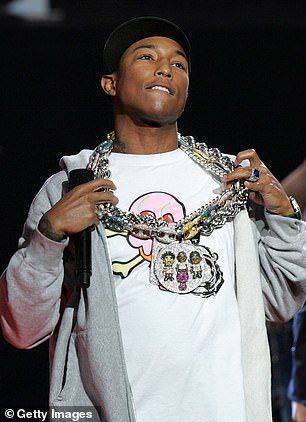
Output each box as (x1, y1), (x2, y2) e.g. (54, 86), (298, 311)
(139, 55), (153, 60)
(173, 62), (186, 70)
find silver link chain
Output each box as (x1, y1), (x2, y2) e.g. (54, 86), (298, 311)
(88, 132), (248, 242)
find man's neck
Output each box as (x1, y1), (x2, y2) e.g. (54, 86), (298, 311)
(113, 124), (179, 155)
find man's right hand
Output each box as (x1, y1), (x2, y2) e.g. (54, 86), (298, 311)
(38, 178), (118, 241)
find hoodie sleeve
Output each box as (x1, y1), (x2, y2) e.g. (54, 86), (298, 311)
(0, 149), (93, 349)
(0, 170), (70, 349)
(251, 203), (306, 322)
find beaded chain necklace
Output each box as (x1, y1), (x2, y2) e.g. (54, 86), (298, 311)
(87, 131), (248, 298)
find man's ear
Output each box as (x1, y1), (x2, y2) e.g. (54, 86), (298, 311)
(101, 74), (117, 96)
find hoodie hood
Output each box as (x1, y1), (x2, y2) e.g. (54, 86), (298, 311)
(59, 149), (93, 174)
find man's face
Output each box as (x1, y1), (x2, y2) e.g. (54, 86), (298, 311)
(109, 36), (189, 127)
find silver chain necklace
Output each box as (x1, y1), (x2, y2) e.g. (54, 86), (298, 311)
(87, 132), (248, 298)
(88, 131), (248, 242)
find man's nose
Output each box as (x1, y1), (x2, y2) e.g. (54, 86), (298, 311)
(155, 61), (172, 78)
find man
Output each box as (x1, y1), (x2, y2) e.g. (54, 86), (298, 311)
(0, 16), (305, 422)
(281, 159), (306, 422)
(266, 159), (306, 422)
(282, 159), (306, 220)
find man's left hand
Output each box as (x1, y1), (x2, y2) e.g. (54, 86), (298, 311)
(223, 149), (294, 216)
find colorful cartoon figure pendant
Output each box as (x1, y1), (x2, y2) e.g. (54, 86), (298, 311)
(150, 239), (224, 298)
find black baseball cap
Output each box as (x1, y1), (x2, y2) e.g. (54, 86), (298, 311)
(102, 16), (191, 74)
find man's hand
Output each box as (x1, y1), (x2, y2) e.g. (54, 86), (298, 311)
(223, 149), (294, 216)
(38, 178), (118, 241)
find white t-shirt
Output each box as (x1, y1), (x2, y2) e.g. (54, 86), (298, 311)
(106, 148), (246, 422)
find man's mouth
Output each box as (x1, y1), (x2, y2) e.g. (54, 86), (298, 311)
(151, 86), (170, 94)
(146, 84), (174, 95)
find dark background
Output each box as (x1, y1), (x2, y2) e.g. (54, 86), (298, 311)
(1, 0), (305, 416)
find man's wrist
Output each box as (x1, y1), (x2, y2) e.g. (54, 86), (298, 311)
(266, 196), (302, 220)
(38, 216), (67, 242)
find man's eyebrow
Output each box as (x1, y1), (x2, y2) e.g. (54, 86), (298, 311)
(132, 44), (187, 60)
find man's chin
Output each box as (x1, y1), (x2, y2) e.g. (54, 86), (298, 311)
(140, 112), (182, 128)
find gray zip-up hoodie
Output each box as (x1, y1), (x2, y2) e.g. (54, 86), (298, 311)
(1, 149), (306, 421)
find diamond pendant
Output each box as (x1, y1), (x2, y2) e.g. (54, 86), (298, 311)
(150, 239), (224, 298)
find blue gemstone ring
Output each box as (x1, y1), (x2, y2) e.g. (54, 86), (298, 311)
(247, 167), (261, 182)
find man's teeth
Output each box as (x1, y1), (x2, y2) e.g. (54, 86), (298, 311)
(151, 86), (170, 94)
